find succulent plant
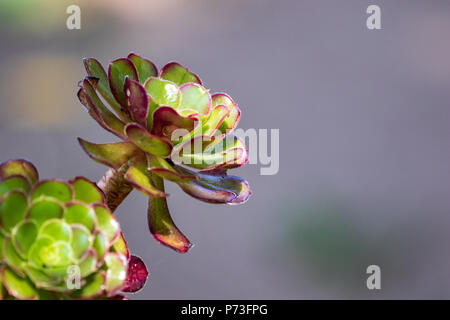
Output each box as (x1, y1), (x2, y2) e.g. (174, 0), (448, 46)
(77, 53), (251, 253)
(0, 159), (147, 300)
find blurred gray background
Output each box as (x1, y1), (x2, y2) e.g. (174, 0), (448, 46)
(1, 0), (450, 299)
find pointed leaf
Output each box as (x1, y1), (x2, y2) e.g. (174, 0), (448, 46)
(79, 79), (127, 139)
(111, 232), (130, 260)
(124, 77), (148, 126)
(108, 58), (138, 108)
(128, 53), (158, 84)
(147, 175), (192, 253)
(125, 123), (172, 157)
(78, 138), (141, 170)
(159, 62), (202, 86)
(84, 58), (128, 120)
(147, 155), (196, 183)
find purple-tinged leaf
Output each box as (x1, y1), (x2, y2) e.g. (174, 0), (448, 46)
(128, 53), (158, 84)
(148, 175), (192, 253)
(147, 154), (196, 183)
(179, 83), (211, 118)
(108, 58), (138, 109)
(83, 58), (129, 121)
(78, 138), (141, 170)
(211, 93), (241, 132)
(0, 159), (38, 185)
(125, 123), (172, 157)
(112, 232), (130, 260)
(150, 106), (197, 141)
(79, 79), (127, 139)
(121, 255), (148, 293)
(159, 62), (202, 86)
(124, 78), (148, 126)
(174, 165), (251, 204)
(124, 156), (167, 197)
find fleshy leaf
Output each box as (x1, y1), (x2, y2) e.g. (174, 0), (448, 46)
(200, 105), (230, 137)
(93, 232), (107, 261)
(121, 255), (148, 293)
(147, 174), (192, 253)
(125, 123), (172, 157)
(150, 106), (196, 141)
(124, 156), (167, 197)
(0, 176), (30, 197)
(178, 83), (211, 117)
(28, 199), (64, 227)
(73, 271), (105, 299)
(0, 159), (38, 185)
(104, 253), (127, 296)
(4, 238), (26, 276)
(128, 53), (158, 84)
(64, 203), (96, 232)
(124, 77), (149, 126)
(0, 191), (28, 233)
(111, 232), (130, 260)
(144, 77), (181, 109)
(83, 58), (128, 120)
(40, 219), (72, 243)
(1, 267), (37, 300)
(108, 58), (138, 108)
(70, 177), (104, 204)
(78, 138), (141, 170)
(175, 165), (251, 204)
(159, 62), (202, 86)
(12, 220), (38, 258)
(71, 225), (91, 260)
(211, 93), (241, 132)
(31, 180), (72, 203)
(92, 204), (120, 243)
(147, 155), (196, 183)
(79, 79), (127, 139)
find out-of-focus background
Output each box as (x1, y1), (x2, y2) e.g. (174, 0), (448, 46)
(1, 0), (450, 299)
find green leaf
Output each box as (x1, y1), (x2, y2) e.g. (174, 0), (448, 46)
(200, 104), (230, 137)
(128, 53), (158, 84)
(148, 175), (192, 253)
(92, 204), (119, 243)
(108, 58), (138, 108)
(0, 159), (39, 185)
(12, 220), (38, 258)
(1, 267), (37, 300)
(79, 249), (97, 277)
(0, 191), (28, 233)
(111, 232), (129, 260)
(74, 271), (105, 299)
(4, 238), (26, 275)
(70, 177), (104, 204)
(64, 203), (96, 232)
(78, 138), (141, 170)
(178, 83), (211, 117)
(0, 176), (30, 197)
(39, 219), (72, 243)
(124, 156), (167, 197)
(125, 123), (172, 157)
(104, 253), (127, 295)
(93, 232), (107, 261)
(28, 199), (64, 227)
(70, 225), (91, 260)
(79, 79), (127, 139)
(211, 93), (241, 132)
(147, 155), (196, 183)
(84, 58), (128, 120)
(159, 62), (202, 86)
(31, 180), (72, 202)
(38, 241), (73, 268)
(144, 77), (181, 109)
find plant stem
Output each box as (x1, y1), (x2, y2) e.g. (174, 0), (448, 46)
(97, 165), (133, 212)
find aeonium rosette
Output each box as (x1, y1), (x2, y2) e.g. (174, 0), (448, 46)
(0, 159), (148, 300)
(77, 53), (251, 253)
